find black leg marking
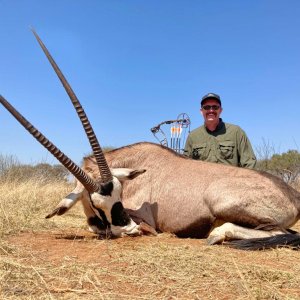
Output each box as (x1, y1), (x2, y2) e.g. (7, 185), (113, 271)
(111, 202), (131, 226)
(45, 206), (68, 219)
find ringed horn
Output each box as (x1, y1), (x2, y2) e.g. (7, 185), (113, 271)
(0, 95), (101, 193)
(31, 28), (113, 184)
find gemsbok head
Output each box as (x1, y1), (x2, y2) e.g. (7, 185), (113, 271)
(0, 29), (146, 237)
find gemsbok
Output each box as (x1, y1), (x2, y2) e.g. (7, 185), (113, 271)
(1, 30), (300, 250)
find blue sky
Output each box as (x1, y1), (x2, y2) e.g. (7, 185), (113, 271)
(1, 1), (300, 165)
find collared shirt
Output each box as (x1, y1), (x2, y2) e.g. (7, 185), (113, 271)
(183, 119), (257, 169)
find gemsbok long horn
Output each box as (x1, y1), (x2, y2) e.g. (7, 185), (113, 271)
(0, 95), (101, 193)
(31, 28), (113, 184)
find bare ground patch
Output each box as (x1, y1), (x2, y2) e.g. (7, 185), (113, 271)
(2, 224), (300, 300)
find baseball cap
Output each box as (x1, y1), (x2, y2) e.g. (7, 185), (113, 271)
(201, 93), (221, 106)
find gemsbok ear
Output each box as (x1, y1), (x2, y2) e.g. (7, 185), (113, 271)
(111, 168), (146, 182)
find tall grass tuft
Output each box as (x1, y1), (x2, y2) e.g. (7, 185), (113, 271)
(0, 178), (72, 237)
(0, 154), (74, 237)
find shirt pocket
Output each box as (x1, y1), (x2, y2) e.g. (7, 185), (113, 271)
(218, 141), (235, 159)
(192, 143), (208, 159)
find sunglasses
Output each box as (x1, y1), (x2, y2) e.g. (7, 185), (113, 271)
(202, 105), (220, 111)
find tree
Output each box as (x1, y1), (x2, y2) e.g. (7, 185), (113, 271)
(267, 150), (300, 183)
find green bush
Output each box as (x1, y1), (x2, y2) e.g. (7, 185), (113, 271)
(257, 149), (300, 184)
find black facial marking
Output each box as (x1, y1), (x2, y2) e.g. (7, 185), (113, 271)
(87, 216), (108, 231)
(111, 201), (131, 226)
(100, 181), (114, 196)
(96, 208), (110, 227)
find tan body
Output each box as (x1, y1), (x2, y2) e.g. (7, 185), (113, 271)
(77, 142), (300, 245)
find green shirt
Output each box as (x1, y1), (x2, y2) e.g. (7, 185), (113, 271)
(184, 119), (256, 169)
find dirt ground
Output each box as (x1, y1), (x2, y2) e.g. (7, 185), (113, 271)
(3, 224), (300, 300)
(7, 229), (208, 264)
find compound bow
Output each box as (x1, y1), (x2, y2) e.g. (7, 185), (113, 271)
(151, 113), (191, 154)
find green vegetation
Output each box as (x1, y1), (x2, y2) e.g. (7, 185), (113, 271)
(256, 149), (300, 184)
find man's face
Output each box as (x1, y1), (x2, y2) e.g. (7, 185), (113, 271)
(200, 99), (222, 123)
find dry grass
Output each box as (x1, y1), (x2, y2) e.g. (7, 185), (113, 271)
(1, 177), (300, 299)
(0, 178), (74, 237)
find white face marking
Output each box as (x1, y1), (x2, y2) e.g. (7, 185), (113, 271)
(111, 219), (141, 237)
(53, 168), (146, 237)
(90, 177), (122, 223)
(89, 175), (142, 237)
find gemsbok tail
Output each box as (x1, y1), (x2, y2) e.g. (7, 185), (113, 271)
(226, 233), (300, 250)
